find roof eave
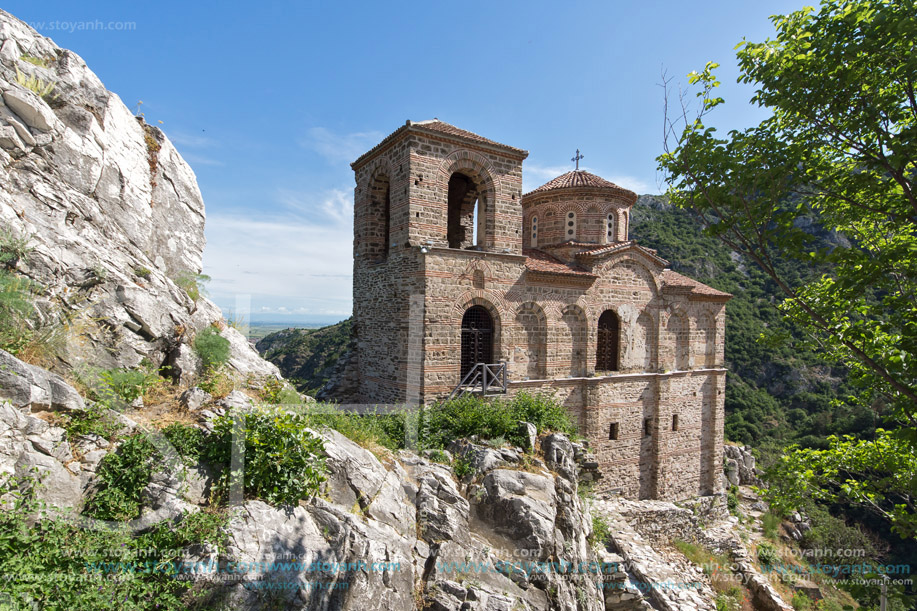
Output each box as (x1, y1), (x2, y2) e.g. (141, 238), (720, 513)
(522, 184), (638, 203)
(352, 121), (529, 170)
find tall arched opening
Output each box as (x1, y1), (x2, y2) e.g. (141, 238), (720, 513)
(461, 305), (494, 377)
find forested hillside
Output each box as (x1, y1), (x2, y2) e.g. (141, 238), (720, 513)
(255, 318), (352, 394)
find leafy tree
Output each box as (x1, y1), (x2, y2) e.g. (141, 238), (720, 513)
(658, 0), (917, 536)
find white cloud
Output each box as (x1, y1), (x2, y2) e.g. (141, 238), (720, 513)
(277, 188), (353, 225)
(168, 131), (216, 149)
(301, 127), (386, 164)
(203, 191), (354, 316)
(182, 153), (224, 167)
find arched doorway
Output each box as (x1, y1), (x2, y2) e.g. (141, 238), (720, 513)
(461, 305), (494, 377)
(596, 310), (621, 372)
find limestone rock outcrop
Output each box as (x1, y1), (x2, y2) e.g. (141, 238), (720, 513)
(724, 444), (761, 487)
(188, 431), (605, 611)
(0, 10), (277, 382)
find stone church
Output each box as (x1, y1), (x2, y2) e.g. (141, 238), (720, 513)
(348, 119), (730, 501)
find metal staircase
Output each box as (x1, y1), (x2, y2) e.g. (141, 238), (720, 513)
(448, 362), (508, 401)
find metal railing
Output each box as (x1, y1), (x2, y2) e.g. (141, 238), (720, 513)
(448, 362), (508, 401)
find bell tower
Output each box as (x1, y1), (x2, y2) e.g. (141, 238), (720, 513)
(349, 119), (528, 404)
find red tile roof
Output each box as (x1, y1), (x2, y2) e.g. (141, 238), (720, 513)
(573, 241), (669, 267)
(352, 119), (527, 168)
(524, 170), (638, 200)
(412, 120), (527, 155)
(660, 270), (732, 299)
(524, 248), (596, 278)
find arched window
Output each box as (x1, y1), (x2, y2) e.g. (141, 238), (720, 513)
(596, 310), (621, 371)
(605, 213), (615, 244)
(566, 210), (577, 241)
(530, 215), (538, 247)
(461, 306), (494, 377)
(448, 172), (479, 249)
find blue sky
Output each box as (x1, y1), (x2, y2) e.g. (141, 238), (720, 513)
(4, 0), (803, 324)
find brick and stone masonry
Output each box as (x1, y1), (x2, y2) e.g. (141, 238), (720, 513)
(347, 119), (731, 501)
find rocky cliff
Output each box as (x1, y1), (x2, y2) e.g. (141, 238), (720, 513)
(0, 10), (275, 382)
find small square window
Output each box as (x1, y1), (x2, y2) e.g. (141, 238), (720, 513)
(644, 418), (652, 437)
(672, 414), (679, 431)
(608, 422), (619, 440)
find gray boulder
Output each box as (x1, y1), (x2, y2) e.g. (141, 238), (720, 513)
(179, 387), (211, 411)
(542, 433), (577, 481)
(0, 349), (84, 412)
(13, 445), (82, 508)
(216, 390), (256, 412)
(474, 469), (557, 561)
(201, 499), (416, 611)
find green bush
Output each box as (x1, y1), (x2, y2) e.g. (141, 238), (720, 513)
(205, 406), (325, 506)
(95, 366), (161, 404)
(55, 402), (122, 440)
(0, 477), (224, 610)
(453, 455), (474, 478)
(14, 66), (56, 99)
(261, 376), (306, 405)
(418, 392), (576, 450)
(172, 271), (210, 302)
(286, 393), (576, 455)
(83, 433), (158, 520)
(162, 423), (206, 466)
(193, 326), (230, 371)
(726, 486), (740, 515)
(0, 269), (36, 354)
(133, 265), (152, 279)
(19, 53), (51, 68)
(591, 515), (611, 547)
(0, 228), (33, 269)
(762, 511), (781, 540)
(799, 504), (880, 572)
(757, 541), (779, 568)
(792, 592), (813, 610)
(298, 403), (407, 450)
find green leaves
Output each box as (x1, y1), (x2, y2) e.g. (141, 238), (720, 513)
(206, 406), (326, 506)
(192, 326), (230, 371)
(418, 392), (577, 451)
(762, 429), (917, 539)
(660, 0), (917, 539)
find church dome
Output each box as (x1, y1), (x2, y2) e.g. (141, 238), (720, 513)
(524, 170), (637, 203)
(521, 170), (637, 247)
